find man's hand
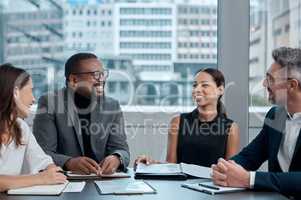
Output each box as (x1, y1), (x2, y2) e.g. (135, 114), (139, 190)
(211, 158), (251, 188)
(65, 156), (101, 175)
(99, 155), (121, 175)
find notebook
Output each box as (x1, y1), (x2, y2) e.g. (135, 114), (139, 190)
(182, 181), (246, 195)
(66, 171), (130, 180)
(7, 181), (69, 196)
(134, 163), (211, 180)
(95, 179), (156, 195)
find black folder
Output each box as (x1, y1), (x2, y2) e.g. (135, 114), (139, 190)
(134, 172), (188, 180)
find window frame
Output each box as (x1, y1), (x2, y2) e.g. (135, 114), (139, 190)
(218, 0), (250, 147)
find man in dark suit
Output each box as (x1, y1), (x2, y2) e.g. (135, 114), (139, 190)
(33, 53), (130, 175)
(212, 47), (301, 198)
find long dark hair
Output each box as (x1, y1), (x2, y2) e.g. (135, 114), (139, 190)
(195, 68), (227, 117)
(0, 63), (30, 147)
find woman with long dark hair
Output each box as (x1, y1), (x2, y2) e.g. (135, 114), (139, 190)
(0, 63), (66, 192)
(136, 68), (240, 167)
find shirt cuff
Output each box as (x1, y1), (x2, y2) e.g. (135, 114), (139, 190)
(112, 153), (126, 172)
(249, 171), (256, 189)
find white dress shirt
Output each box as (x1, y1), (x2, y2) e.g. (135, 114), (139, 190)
(250, 112), (301, 188)
(0, 118), (53, 175)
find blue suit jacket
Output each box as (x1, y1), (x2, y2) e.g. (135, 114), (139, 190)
(232, 106), (301, 198)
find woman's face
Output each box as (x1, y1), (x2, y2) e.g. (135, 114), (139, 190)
(192, 72), (224, 107)
(14, 78), (35, 118)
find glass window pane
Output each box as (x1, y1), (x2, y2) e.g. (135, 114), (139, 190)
(0, 0), (218, 106)
(249, 0), (301, 140)
(249, 0), (301, 107)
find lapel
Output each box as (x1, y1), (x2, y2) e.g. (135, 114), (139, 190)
(270, 107), (287, 160)
(64, 88), (84, 155)
(289, 127), (301, 170)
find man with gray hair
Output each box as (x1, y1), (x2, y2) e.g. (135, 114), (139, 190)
(212, 47), (301, 199)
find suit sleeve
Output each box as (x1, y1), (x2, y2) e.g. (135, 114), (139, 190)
(33, 95), (72, 167)
(255, 172), (301, 197)
(105, 101), (130, 169)
(231, 107), (278, 170)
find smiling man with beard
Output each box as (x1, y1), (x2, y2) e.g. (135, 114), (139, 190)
(211, 47), (301, 199)
(33, 53), (130, 175)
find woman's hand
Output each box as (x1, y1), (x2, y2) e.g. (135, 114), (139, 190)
(38, 166), (67, 185)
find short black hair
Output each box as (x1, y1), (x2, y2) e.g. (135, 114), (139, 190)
(65, 52), (97, 80)
(272, 47), (301, 71)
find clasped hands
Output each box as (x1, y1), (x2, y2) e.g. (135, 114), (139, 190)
(65, 155), (121, 175)
(211, 158), (251, 188)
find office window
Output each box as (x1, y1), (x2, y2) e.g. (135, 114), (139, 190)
(249, 0), (301, 107)
(0, 0), (218, 106)
(108, 82), (116, 93)
(120, 81), (129, 92)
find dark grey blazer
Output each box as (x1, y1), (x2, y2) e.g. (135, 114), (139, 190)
(33, 88), (130, 169)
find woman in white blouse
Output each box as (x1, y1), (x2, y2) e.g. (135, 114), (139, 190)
(0, 63), (66, 192)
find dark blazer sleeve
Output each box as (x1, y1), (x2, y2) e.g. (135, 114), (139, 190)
(231, 107), (301, 198)
(255, 171), (301, 197)
(230, 108), (274, 170)
(33, 95), (72, 167)
(105, 101), (130, 169)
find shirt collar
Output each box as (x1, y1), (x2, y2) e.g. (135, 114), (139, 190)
(287, 112), (301, 121)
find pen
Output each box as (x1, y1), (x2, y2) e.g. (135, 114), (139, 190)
(199, 183), (220, 190)
(58, 170), (69, 176)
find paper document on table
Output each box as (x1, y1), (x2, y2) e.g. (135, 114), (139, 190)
(95, 179), (156, 195)
(7, 181), (69, 196)
(135, 163), (211, 179)
(67, 171), (130, 180)
(63, 182), (86, 193)
(135, 163), (182, 174)
(180, 163), (211, 179)
(182, 181), (245, 195)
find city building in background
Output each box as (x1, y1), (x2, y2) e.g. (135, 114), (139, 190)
(116, 2), (176, 73)
(0, 0), (218, 106)
(176, 2), (217, 65)
(63, 1), (115, 57)
(101, 56), (136, 105)
(0, 0), (64, 98)
(249, 0), (301, 106)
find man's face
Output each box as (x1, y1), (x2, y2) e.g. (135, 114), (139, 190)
(263, 62), (289, 105)
(72, 58), (106, 97)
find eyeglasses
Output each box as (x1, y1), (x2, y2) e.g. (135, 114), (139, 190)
(72, 69), (109, 81)
(264, 76), (295, 87)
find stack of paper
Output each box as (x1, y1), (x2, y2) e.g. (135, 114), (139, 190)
(95, 180), (156, 195)
(67, 171), (130, 180)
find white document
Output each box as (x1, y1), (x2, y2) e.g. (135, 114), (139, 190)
(182, 181), (245, 195)
(95, 180), (156, 195)
(63, 182), (86, 193)
(67, 171), (130, 179)
(135, 163), (211, 179)
(7, 181), (69, 196)
(136, 163), (181, 174)
(180, 163), (211, 179)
